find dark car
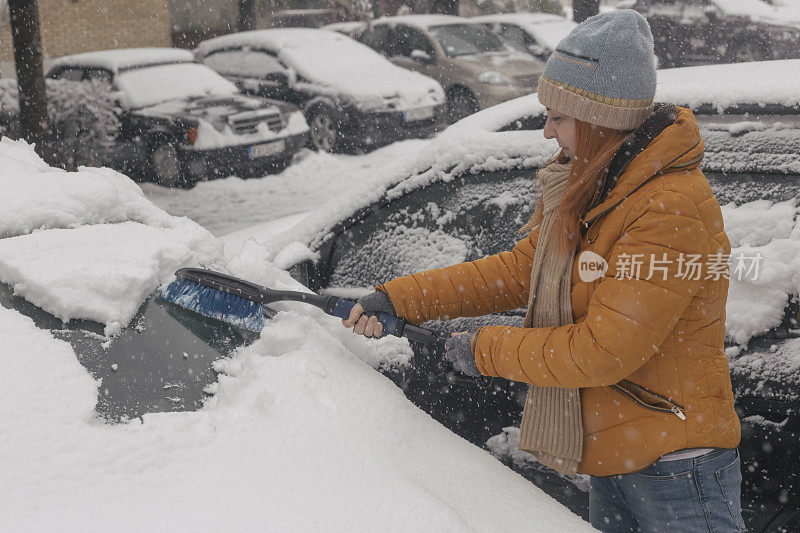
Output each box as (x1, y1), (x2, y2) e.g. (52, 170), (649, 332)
(247, 60), (800, 531)
(194, 29), (446, 153)
(631, 0), (800, 68)
(46, 48), (310, 187)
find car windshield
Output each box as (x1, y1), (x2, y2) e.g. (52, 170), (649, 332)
(428, 23), (507, 56)
(115, 62), (238, 108)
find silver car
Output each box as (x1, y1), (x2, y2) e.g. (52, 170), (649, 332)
(355, 14), (546, 122)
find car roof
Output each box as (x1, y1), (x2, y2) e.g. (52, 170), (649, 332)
(48, 48), (195, 74)
(656, 60), (800, 112)
(372, 14), (468, 29)
(195, 28), (356, 55)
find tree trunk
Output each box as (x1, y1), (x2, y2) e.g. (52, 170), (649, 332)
(238, 0), (256, 32)
(8, 0), (52, 162)
(572, 0), (599, 23)
(430, 0), (458, 16)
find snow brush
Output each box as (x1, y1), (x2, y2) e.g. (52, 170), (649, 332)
(159, 267), (439, 344)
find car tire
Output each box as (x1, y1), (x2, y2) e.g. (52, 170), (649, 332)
(446, 87), (479, 124)
(307, 106), (339, 153)
(150, 141), (192, 188)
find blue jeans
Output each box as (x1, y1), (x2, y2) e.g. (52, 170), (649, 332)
(589, 448), (746, 532)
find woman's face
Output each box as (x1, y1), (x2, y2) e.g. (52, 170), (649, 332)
(543, 110), (576, 159)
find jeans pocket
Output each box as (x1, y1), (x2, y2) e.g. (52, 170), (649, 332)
(715, 450), (747, 532)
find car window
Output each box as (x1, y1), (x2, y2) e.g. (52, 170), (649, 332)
(0, 283), (255, 420)
(357, 24), (394, 56)
(203, 47), (285, 78)
(498, 23), (531, 47)
(326, 168), (539, 289)
(52, 67), (85, 81)
(115, 62), (238, 108)
(393, 25), (435, 57)
(428, 23), (507, 57)
(85, 68), (113, 84)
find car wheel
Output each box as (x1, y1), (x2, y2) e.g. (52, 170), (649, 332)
(308, 107), (339, 152)
(446, 87), (479, 124)
(150, 142), (190, 188)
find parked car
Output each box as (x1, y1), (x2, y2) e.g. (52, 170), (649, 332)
(469, 12), (577, 62)
(195, 29), (446, 153)
(631, 0), (800, 68)
(352, 14), (546, 123)
(242, 60), (800, 531)
(46, 48), (309, 188)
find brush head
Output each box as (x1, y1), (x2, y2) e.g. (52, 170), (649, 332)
(160, 278), (266, 333)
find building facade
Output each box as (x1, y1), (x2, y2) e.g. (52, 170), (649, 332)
(1, 0), (171, 76)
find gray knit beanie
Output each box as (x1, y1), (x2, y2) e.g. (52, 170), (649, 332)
(537, 9), (657, 130)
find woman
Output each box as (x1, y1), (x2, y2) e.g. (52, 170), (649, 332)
(343, 9), (744, 532)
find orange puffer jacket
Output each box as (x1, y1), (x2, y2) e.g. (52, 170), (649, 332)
(379, 107), (741, 476)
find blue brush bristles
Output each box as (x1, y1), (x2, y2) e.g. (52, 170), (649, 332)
(160, 278), (266, 333)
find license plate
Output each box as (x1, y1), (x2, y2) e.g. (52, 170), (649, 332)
(248, 140), (285, 159)
(403, 106), (435, 122)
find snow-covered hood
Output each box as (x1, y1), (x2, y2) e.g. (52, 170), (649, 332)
(135, 93), (295, 132)
(135, 93), (307, 150)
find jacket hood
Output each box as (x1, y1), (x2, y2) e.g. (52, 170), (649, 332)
(582, 104), (704, 226)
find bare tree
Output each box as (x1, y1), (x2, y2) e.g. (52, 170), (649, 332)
(573, 0), (599, 23)
(430, 0), (458, 15)
(238, 0), (256, 31)
(8, 0), (52, 162)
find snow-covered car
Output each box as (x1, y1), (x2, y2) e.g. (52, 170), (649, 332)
(631, 0), (800, 68)
(233, 60), (800, 531)
(352, 14), (546, 123)
(0, 137), (596, 532)
(194, 29), (446, 153)
(469, 12), (577, 62)
(46, 48), (310, 187)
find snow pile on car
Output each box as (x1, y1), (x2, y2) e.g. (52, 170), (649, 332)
(0, 297), (592, 531)
(656, 60), (800, 112)
(0, 138), (223, 333)
(0, 139), (592, 531)
(722, 199), (800, 346)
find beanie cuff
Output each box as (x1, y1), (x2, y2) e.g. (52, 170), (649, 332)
(538, 76), (654, 130)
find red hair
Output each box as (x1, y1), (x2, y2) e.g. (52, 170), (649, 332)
(522, 120), (629, 254)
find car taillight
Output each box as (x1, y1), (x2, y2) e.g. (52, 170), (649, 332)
(187, 127), (199, 144)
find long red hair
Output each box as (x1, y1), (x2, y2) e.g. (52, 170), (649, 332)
(522, 120), (629, 254)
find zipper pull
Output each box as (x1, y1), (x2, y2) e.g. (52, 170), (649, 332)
(671, 406), (686, 420)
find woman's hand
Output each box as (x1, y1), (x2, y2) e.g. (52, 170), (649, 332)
(342, 302), (384, 338)
(444, 330), (481, 377)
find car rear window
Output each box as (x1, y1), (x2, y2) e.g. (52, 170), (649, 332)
(429, 23), (507, 56)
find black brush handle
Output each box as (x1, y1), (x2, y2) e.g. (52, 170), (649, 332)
(175, 268), (439, 344)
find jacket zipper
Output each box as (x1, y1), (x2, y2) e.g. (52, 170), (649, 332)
(610, 380), (687, 420)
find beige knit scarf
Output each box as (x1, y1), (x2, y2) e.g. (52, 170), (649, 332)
(517, 161), (583, 475)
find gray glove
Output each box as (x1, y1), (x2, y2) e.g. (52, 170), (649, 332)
(357, 290), (397, 315)
(444, 329), (481, 377)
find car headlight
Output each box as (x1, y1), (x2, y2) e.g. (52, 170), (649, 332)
(479, 71), (514, 86)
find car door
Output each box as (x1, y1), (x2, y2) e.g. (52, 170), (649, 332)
(697, 110), (800, 531)
(387, 24), (440, 81)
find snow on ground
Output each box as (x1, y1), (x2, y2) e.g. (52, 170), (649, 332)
(0, 138), (591, 531)
(141, 141), (431, 236)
